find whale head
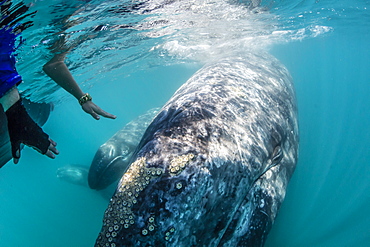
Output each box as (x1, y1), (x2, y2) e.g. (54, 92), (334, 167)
(95, 55), (298, 246)
(88, 108), (159, 191)
(88, 142), (135, 190)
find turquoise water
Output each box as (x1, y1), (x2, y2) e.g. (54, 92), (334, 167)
(1, 0), (369, 246)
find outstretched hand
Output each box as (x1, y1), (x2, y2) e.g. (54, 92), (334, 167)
(81, 101), (116, 120)
(5, 99), (59, 164)
(13, 138), (59, 164)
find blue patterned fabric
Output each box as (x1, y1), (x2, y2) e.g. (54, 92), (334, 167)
(0, 27), (22, 98)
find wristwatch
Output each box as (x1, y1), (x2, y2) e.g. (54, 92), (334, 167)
(78, 93), (92, 105)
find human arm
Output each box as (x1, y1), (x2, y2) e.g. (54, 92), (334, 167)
(42, 53), (116, 120)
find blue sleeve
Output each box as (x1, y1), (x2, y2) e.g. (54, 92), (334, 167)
(0, 27), (23, 98)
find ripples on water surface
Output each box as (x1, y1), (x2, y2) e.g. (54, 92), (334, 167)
(17, 0), (340, 101)
(0, 0), (369, 246)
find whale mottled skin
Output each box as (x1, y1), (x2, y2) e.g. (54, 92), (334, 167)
(95, 53), (299, 246)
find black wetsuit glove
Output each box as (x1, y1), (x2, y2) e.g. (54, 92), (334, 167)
(5, 99), (50, 159)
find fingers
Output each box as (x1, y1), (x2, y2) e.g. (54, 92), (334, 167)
(14, 147), (20, 158)
(13, 146), (21, 164)
(49, 138), (57, 147)
(49, 138), (59, 155)
(82, 101), (100, 120)
(99, 110), (117, 119)
(12, 139), (59, 163)
(45, 138), (59, 159)
(91, 111), (100, 120)
(93, 105), (116, 119)
(45, 149), (57, 159)
(82, 101), (116, 120)
(11, 143), (21, 164)
(92, 108), (116, 120)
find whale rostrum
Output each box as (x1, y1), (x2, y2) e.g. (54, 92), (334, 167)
(96, 53), (299, 246)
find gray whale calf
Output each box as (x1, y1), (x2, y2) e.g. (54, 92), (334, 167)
(56, 109), (158, 192)
(88, 108), (159, 190)
(95, 53), (299, 246)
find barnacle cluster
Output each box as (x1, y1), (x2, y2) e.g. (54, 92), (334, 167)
(100, 157), (163, 243)
(141, 215), (156, 236)
(169, 153), (195, 176)
(98, 154), (194, 244)
(164, 226), (176, 241)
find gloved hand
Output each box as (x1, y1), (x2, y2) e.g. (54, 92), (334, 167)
(5, 99), (59, 164)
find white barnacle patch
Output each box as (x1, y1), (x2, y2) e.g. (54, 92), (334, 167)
(169, 154), (195, 176)
(176, 182), (183, 189)
(164, 226), (176, 241)
(148, 224), (155, 231)
(142, 228), (149, 236)
(148, 216), (155, 223)
(101, 157), (164, 239)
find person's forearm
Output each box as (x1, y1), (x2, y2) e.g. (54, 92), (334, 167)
(43, 54), (116, 120)
(43, 54), (85, 100)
